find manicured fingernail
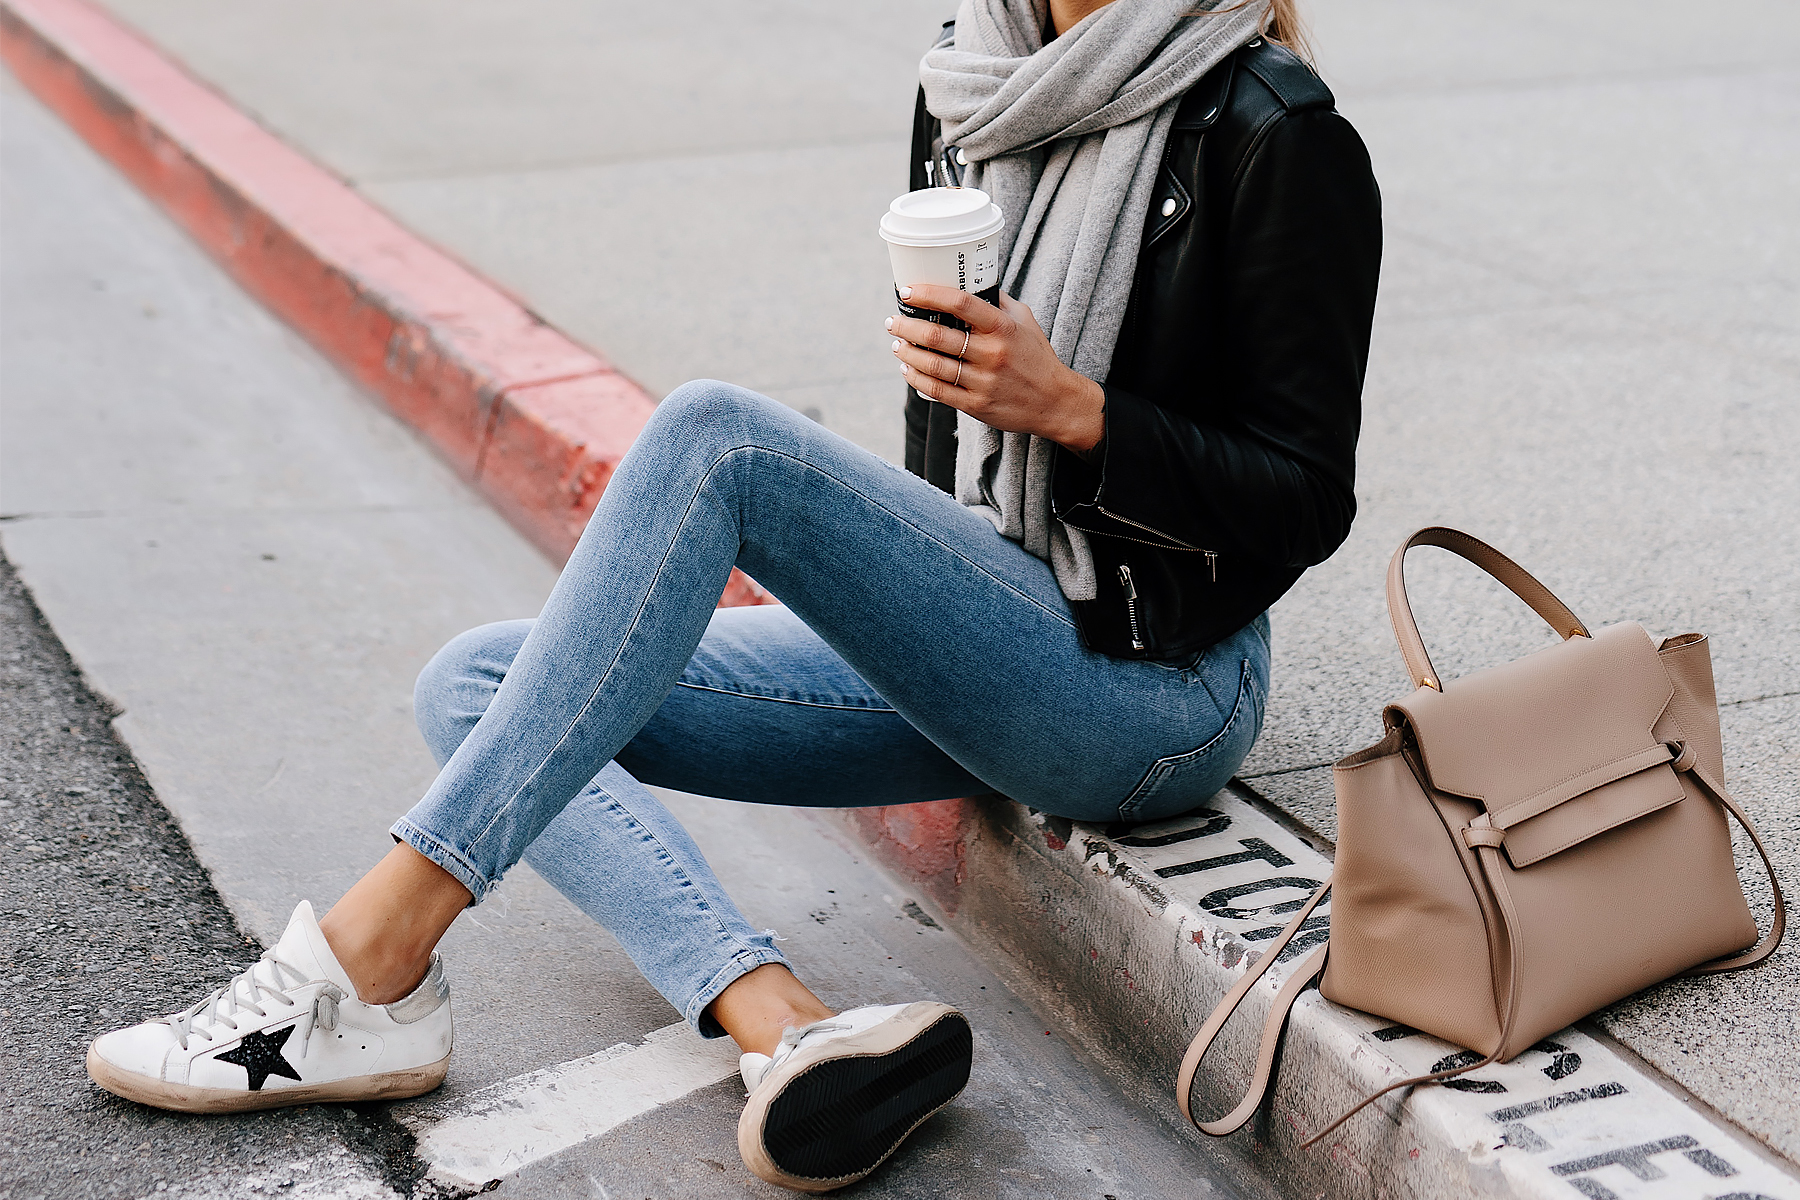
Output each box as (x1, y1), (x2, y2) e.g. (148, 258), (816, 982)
(898, 286), (913, 300)
(884, 316), (895, 331)
(900, 362), (910, 374)
(891, 339), (903, 353)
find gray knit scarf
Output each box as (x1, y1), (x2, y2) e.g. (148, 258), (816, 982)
(920, 0), (1261, 600)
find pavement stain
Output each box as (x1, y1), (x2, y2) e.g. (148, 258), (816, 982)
(0, 551), (438, 1200)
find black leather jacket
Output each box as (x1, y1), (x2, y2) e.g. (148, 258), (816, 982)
(904, 36), (1382, 661)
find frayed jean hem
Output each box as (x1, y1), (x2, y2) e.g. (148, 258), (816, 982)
(390, 818), (494, 904)
(686, 945), (791, 1039)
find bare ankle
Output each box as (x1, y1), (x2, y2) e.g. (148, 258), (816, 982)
(318, 913), (431, 1004)
(708, 965), (835, 1058)
(318, 844), (471, 1005)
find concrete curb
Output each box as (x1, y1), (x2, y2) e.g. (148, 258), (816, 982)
(858, 789), (1800, 1200)
(7, 2), (1795, 1197)
(0, 0), (768, 605)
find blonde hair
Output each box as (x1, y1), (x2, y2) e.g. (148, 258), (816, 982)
(1191, 0), (1314, 65)
(1262, 0), (1312, 63)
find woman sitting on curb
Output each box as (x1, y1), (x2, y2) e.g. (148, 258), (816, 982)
(88, 0), (1379, 1191)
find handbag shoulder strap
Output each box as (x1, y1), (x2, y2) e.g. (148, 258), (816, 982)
(1175, 876), (1514, 1142)
(1678, 760), (1786, 973)
(1176, 879), (1330, 1135)
(1388, 527), (1590, 691)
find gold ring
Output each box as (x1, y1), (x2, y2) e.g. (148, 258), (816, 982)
(958, 328), (971, 360)
(952, 360), (964, 388)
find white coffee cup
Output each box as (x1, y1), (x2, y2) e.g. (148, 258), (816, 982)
(879, 187), (1005, 329)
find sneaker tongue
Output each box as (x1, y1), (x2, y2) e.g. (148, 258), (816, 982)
(271, 900), (357, 996)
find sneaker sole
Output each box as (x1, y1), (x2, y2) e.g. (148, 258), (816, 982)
(86, 1044), (450, 1113)
(737, 1001), (973, 1193)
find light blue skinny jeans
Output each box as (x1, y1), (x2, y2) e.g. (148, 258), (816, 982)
(401, 381), (1270, 1036)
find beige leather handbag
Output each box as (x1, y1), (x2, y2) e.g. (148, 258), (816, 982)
(1177, 527), (1786, 1145)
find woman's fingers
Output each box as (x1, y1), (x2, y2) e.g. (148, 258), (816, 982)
(884, 286), (1019, 416)
(894, 342), (984, 408)
(903, 361), (974, 408)
(901, 354), (950, 401)
(896, 284), (1008, 333)
(892, 336), (963, 384)
(886, 286), (1091, 444)
(886, 313), (976, 360)
(885, 285), (1016, 366)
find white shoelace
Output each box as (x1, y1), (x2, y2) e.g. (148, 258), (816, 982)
(156, 950), (345, 1058)
(770, 1019), (852, 1068)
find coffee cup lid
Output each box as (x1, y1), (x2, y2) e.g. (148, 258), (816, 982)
(879, 187), (1005, 247)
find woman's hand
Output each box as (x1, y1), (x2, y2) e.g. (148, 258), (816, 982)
(887, 284), (1105, 455)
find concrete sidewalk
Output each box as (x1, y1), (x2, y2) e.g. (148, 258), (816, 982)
(3, 0), (1797, 1195)
(78, 0), (958, 465)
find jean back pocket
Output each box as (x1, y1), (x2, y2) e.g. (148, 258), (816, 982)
(1117, 659), (1265, 825)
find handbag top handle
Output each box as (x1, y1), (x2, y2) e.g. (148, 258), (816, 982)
(1387, 527), (1592, 692)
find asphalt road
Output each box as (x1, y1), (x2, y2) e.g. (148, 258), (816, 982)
(0, 551), (418, 1199)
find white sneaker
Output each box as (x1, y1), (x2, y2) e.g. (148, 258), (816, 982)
(737, 1001), (972, 1193)
(87, 901), (453, 1112)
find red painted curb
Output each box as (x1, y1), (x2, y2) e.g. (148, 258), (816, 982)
(839, 798), (980, 917)
(0, 0), (981, 884)
(0, 0), (771, 605)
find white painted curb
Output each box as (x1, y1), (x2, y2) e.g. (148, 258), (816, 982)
(970, 787), (1799, 1200)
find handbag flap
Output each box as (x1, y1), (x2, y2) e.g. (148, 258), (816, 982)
(1387, 622), (1684, 867)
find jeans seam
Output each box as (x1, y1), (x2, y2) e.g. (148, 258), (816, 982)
(702, 443), (1080, 633)
(1118, 658), (1255, 822)
(459, 440), (744, 866)
(673, 681), (895, 712)
(595, 788), (748, 951)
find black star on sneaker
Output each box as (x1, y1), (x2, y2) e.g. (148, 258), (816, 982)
(215, 1024), (303, 1090)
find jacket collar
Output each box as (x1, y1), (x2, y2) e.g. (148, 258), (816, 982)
(1172, 55), (1234, 131)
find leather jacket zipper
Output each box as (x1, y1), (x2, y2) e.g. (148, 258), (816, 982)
(1117, 564), (1147, 652)
(1092, 504), (1219, 582)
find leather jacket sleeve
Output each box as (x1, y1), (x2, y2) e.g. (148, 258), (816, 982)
(1052, 106), (1381, 570)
